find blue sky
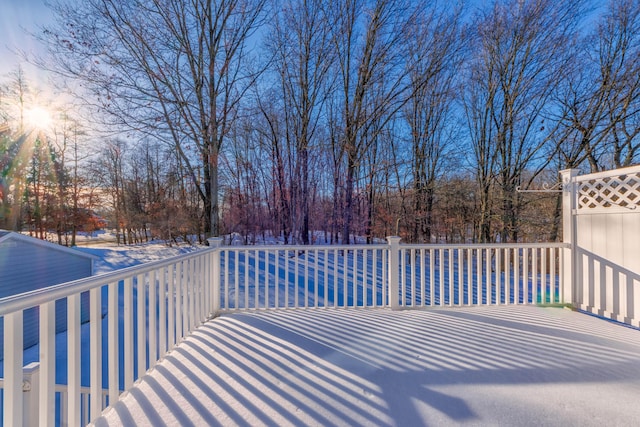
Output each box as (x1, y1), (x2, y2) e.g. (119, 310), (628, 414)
(0, 0), (51, 79)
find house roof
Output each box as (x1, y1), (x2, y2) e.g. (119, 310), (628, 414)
(0, 230), (99, 260)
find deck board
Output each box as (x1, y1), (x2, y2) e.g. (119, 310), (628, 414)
(92, 306), (640, 426)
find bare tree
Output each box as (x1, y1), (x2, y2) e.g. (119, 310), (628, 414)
(463, 0), (585, 242)
(40, 0), (269, 237)
(265, 0), (334, 244)
(91, 139), (128, 244)
(553, 0), (640, 172)
(598, 0), (640, 169)
(404, 3), (464, 243)
(1, 67), (40, 230)
(326, 0), (415, 243)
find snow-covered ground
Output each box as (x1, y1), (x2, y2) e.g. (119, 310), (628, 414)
(93, 305), (640, 426)
(76, 240), (202, 274)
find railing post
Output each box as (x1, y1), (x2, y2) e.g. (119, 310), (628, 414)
(208, 237), (224, 316)
(560, 169), (579, 306)
(23, 362), (40, 427)
(387, 236), (402, 310)
(4, 311), (24, 427)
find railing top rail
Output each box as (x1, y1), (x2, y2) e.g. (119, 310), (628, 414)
(221, 243), (389, 251)
(0, 247), (215, 316)
(574, 164), (640, 182)
(400, 242), (570, 249)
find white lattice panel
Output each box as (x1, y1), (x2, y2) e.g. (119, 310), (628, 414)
(577, 172), (640, 211)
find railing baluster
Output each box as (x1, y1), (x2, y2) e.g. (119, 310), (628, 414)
(410, 248), (416, 307)
(364, 249), (369, 307)
(447, 248), (456, 306)
(512, 248), (517, 304)
(532, 248), (538, 304)
(108, 281), (119, 405)
(226, 250), (232, 310)
(495, 248), (501, 305)
(159, 267), (167, 358)
(353, 249), (358, 306)
(419, 249), (425, 307)
(194, 257), (201, 321)
(333, 249), (340, 307)
(274, 250), (279, 309)
(3, 310), (23, 426)
(90, 286), (102, 421)
(251, 249), (256, 310)
(523, 247), (529, 304)
(457, 249), (463, 306)
(429, 248), (435, 306)
(68, 293), (81, 427)
(149, 270), (157, 365)
(324, 249), (330, 308)
(175, 261), (183, 342)
(505, 248), (511, 304)
(40, 300), (56, 425)
(124, 277), (134, 389)
(245, 249), (250, 310)
(550, 248), (557, 303)
(264, 251), (270, 310)
(203, 254), (210, 317)
(189, 258), (196, 327)
(439, 248), (445, 306)
(82, 392), (89, 425)
(200, 255), (205, 316)
(542, 248), (548, 304)
(228, 251), (240, 310)
(314, 249), (319, 308)
(184, 259), (191, 331)
(381, 248), (387, 307)
(476, 248), (487, 305)
(295, 249), (300, 308)
(137, 273), (146, 375)
(486, 248), (493, 305)
(397, 248), (403, 307)
(467, 248), (473, 306)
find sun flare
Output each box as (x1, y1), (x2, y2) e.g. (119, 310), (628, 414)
(24, 106), (53, 131)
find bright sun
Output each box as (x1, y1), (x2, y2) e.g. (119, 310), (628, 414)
(25, 106), (53, 131)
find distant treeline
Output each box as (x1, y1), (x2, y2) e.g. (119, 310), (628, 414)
(1, 0), (638, 244)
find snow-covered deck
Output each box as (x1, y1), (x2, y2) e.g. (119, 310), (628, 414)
(92, 306), (640, 426)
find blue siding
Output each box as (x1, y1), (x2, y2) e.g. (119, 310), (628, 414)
(0, 236), (94, 358)
(0, 239), (92, 297)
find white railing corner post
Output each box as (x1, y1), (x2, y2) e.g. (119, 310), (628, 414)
(208, 237), (224, 316)
(387, 236), (402, 310)
(4, 311), (24, 427)
(560, 169), (579, 306)
(22, 362), (40, 427)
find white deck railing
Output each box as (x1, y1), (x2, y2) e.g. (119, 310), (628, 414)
(217, 240), (568, 312)
(396, 243), (566, 307)
(0, 239), (568, 426)
(0, 248), (217, 426)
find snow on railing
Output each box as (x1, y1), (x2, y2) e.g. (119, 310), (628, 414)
(0, 248), (216, 426)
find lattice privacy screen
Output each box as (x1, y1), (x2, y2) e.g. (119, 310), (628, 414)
(577, 172), (640, 211)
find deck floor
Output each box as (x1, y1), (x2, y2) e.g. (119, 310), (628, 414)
(92, 306), (640, 426)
